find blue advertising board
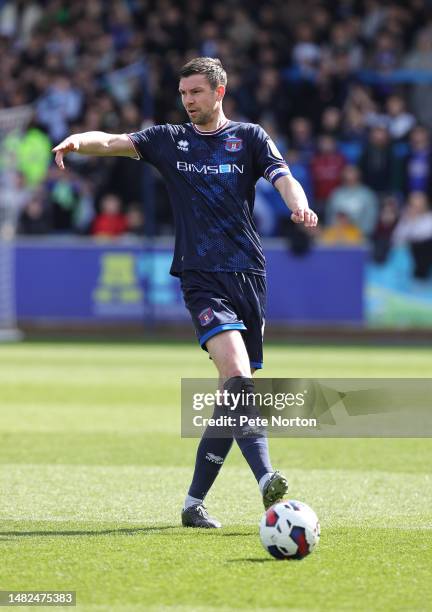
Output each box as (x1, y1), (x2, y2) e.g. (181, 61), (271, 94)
(15, 240), (365, 325)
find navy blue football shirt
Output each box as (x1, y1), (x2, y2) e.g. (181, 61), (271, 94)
(128, 120), (291, 277)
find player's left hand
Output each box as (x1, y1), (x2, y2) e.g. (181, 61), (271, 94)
(291, 208), (318, 227)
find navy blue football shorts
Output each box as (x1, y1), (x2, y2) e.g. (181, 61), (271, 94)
(180, 270), (266, 369)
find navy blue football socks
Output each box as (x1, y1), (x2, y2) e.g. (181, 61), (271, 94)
(224, 376), (273, 483)
(186, 376), (273, 507)
(187, 404), (234, 501)
(236, 435), (273, 483)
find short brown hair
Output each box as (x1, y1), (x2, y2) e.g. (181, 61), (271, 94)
(179, 57), (227, 90)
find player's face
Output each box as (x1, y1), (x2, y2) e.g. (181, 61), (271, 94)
(179, 74), (224, 126)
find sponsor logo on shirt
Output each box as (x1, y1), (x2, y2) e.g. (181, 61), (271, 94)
(177, 161), (244, 174)
(224, 136), (243, 152)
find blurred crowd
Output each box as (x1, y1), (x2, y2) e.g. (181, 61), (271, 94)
(1, 0), (432, 277)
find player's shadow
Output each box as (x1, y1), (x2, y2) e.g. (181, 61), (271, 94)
(0, 526), (177, 538)
(222, 531), (256, 537)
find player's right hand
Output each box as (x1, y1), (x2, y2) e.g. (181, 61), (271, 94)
(52, 136), (80, 170)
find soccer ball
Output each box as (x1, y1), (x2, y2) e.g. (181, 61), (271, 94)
(259, 500), (320, 560)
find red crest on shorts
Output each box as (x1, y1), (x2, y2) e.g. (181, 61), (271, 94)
(198, 307), (215, 326)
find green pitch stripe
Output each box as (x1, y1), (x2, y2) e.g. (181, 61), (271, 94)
(1, 465), (431, 528)
(0, 404), (178, 433)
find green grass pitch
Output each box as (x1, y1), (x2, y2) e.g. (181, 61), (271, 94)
(0, 341), (431, 611)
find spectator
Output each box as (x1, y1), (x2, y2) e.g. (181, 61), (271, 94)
(125, 204), (145, 237)
(253, 69), (288, 128)
(372, 194), (400, 263)
(384, 94), (416, 141)
(310, 134), (346, 221)
(74, 180), (96, 234)
(45, 166), (81, 233)
(18, 195), (51, 235)
(393, 191), (432, 279)
(227, 8), (256, 51)
(368, 29), (402, 100)
(339, 107), (366, 163)
(359, 126), (394, 194)
(404, 126), (431, 195)
(367, 30), (401, 75)
(320, 211), (363, 245)
(311, 5), (331, 45)
(403, 28), (432, 128)
(321, 106), (343, 138)
(92, 193), (127, 238)
(327, 165), (379, 236)
(322, 21), (363, 72)
(343, 84), (377, 125)
(289, 117), (315, 162)
(292, 22), (321, 75)
(36, 74), (82, 142)
(16, 120), (52, 187)
(0, 171), (33, 223)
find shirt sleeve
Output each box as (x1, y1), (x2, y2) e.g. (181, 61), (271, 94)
(252, 125), (292, 185)
(127, 125), (167, 166)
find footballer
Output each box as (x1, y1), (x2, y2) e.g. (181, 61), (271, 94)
(53, 57), (318, 528)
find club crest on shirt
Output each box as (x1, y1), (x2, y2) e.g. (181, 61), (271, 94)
(224, 136), (243, 152)
(198, 307), (215, 326)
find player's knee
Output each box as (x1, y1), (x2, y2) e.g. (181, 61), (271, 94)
(206, 331), (251, 378)
(222, 366), (250, 380)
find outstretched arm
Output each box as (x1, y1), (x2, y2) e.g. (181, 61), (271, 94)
(274, 174), (318, 227)
(52, 132), (136, 170)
